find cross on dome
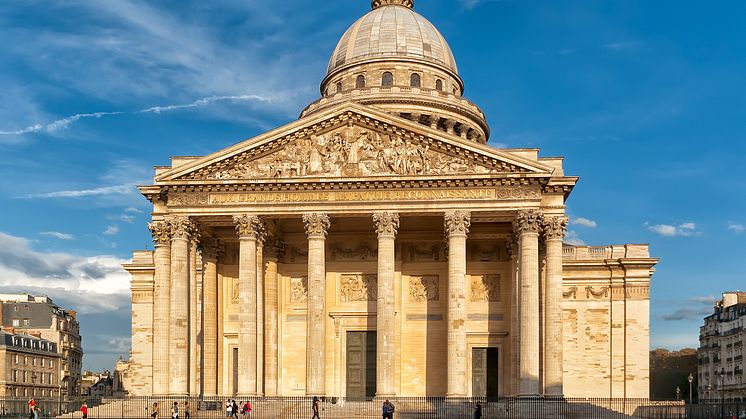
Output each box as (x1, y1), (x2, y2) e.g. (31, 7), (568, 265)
(372, 0), (413, 9)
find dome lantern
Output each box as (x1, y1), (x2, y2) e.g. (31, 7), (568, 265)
(371, 0), (413, 9)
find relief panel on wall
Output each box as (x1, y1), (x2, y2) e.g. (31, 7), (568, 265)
(340, 274), (377, 301)
(290, 276), (308, 303)
(470, 274), (501, 302)
(408, 275), (440, 302)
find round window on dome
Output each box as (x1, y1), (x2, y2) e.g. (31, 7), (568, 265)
(410, 73), (421, 88)
(356, 75), (366, 89)
(382, 72), (394, 87)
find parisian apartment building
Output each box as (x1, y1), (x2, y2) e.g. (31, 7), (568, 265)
(0, 294), (83, 396)
(698, 291), (746, 401)
(0, 331), (60, 398)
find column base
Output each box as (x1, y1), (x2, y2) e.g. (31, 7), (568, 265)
(515, 393), (542, 399)
(374, 394), (396, 401)
(543, 393), (565, 400)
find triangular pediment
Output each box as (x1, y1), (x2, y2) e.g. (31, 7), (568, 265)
(155, 102), (553, 183)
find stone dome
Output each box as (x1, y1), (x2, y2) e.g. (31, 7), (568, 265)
(327, 3), (459, 80)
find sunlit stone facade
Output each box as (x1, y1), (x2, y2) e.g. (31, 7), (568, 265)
(122, 0), (657, 399)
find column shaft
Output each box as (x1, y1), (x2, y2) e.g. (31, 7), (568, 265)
(444, 211), (470, 397)
(149, 221), (171, 396)
(189, 240), (198, 395)
(373, 212), (399, 398)
(507, 236), (520, 396)
(515, 210), (541, 396)
(234, 214), (262, 397)
(168, 216), (192, 396)
(303, 213), (330, 396)
(201, 240), (219, 397)
(256, 241), (265, 395)
(543, 216), (568, 397)
(263, 245), (280, 396)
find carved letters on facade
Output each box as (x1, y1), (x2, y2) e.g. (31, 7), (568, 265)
(290, 277), (308, 303)
(201, 127), (497, 180)
(340, 274), (377, 302)
(408, 275), (439, 302)
(470, 274), (501, 302)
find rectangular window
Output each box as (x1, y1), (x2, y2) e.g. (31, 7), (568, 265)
(23, 319), (30, 326)
(32, 357), (36, 366)
(12, 370), (17, 382)
(23, 356), (27, 365)
(12, 354), (17, 364)
(12, 319), (19, 327)
(50, 360), (54, 369)
(22, 371), (27, 383)
(40, 373), (44, 384)
(50, 373), (54, 383)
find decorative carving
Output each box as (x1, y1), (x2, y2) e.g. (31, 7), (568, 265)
(585, 286), (609, 299)
(201, 237), (220, 261)
(514, 209), (542, 235)
(542, 216), (569, 240)
(286, 246), (308, 263)
(166, 216), (193, 239)
(406, 244), (441, 262)
(506, 235), (518, 259)
(444, 210), (471, 237)
(264, 237), (286, 261)
(168, 193), (209, 206)
(470, 274), (501, 302)
(201, 127), (496, 180)
(331, 244), (377, 261)
(303, 213), (330, 238)
(340, 274), (377, 301)
(494, 186), (541, 200)
(409, 275), (439, 302)
(372, 212), (400, 238)
(290, 277), (308, 303)
(148, 221), (171, 245)
(233, 214), (263, 239)
(372, 0), (413, 9)
(562, 286), (577, 299)
(231, 278), (239, 303)
(468, 242), (508, 262)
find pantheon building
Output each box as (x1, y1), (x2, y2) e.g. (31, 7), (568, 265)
(123, 0), (657, 400)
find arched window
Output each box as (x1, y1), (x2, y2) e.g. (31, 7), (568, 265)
(336, 82), (343, 93)
(435, 79), (443, 91)
(356, 75), (366, 89)
(410, 73), (421, 88)
(382, 72), (394, 87)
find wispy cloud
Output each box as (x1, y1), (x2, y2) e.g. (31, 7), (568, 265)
(40, 231), (75, 240)
(17, 184), (135, 199)
(0, 95), (269, 136)
(103, 225), (119, 236)
(564, 230), (585, 245)
(571, 217), (597, 228)
(728, 223), (744, 234)
(605, 41), (646, 51)
(647, 222), (699, 237)
(661, 295), (716, 321)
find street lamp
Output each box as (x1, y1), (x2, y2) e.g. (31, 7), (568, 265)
(676, 386), (681, 401)
(719, 368), (726, 419)
(688, 373), (693, 404)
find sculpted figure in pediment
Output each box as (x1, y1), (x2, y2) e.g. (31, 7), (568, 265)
(205, 126), (495, 180)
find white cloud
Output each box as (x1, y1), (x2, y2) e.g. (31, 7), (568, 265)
(17, 184), (135, 199)
(0, 231), (131, 313)
(124, 207), (144, 213)
(40, 231), (75, 240)
(728, 223), (744, 234)
(571, 217), (597, 228)
(605, 41), (646, 50)
(103, 225), (119, 236)
(647, 222), (698, 237)
(564, 230), (585, 246)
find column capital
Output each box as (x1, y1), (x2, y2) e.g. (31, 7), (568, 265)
(513, 209), (542, 236)
(201, 237), (222, 261)
(506, 234), (519, 259)
(302, 212), (330, 239)
(373, 211), (400, 238)
(264, 237), (286, 261)
(233, 214), (264, 240)
(542, 215), (568, 240)
(166, 215), (194, 239)
(148, 221), (172, 245)
(444, 210), (471, 237)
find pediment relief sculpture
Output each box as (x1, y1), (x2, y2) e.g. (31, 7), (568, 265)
(186, 125), (506, 181)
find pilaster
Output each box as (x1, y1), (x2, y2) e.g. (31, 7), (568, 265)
(148, 221), (171, 396)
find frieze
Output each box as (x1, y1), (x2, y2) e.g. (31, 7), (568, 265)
(408, 275), (439, 302)
(331, 244), (377, 261)
(131, 290), (153, 304)
(340, 274), (377, 301)
(470, 274), (501, 302)
(563, 286), (578, 299)
(586, 286), (609, 299)
(290, 277), (308, 303)
(468, 242), (509, 262)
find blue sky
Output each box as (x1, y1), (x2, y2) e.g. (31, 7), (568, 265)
(1, 0), (744, 371)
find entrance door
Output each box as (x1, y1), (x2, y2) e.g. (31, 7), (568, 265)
(346, 331), (376, 400)
(472, 347), (499, 400)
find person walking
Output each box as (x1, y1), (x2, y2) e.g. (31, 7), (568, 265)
(381, 399), (395, 419)
(473, 402), (482, 419)
(225, 399), (232, 418)
(80, 401), (88, 419)
(27, 398), (36, 419)
(183, 401), (190, 419)
(241, 401), (251, 418)
(151, 402), (159, 419)
(232, 400), (239, 419)
(171, 402), (179, 419)
(311, 396), (320, 419)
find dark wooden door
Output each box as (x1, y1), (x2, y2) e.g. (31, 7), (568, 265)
(346, 331), (376, 400)
(472, 347), (499, 400)
(232, 347), (239, 396)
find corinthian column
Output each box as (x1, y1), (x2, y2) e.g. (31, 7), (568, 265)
(234, 214), (263, 397)
(255, 234), (266, 395)
(373, 211), (399, 398)
(444, 210), (470, 397)
(148, 221), (171, 396)
(506, 234), (520, 396)
(263, 237), (284, 396)
(201, 237), (220, 397)
(542, 215), (568, 397)
(514, 209), (542, 396)
(189, 230), (200, 396)
(303, 212), (330, 396)
(168, 215), (193, 396)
